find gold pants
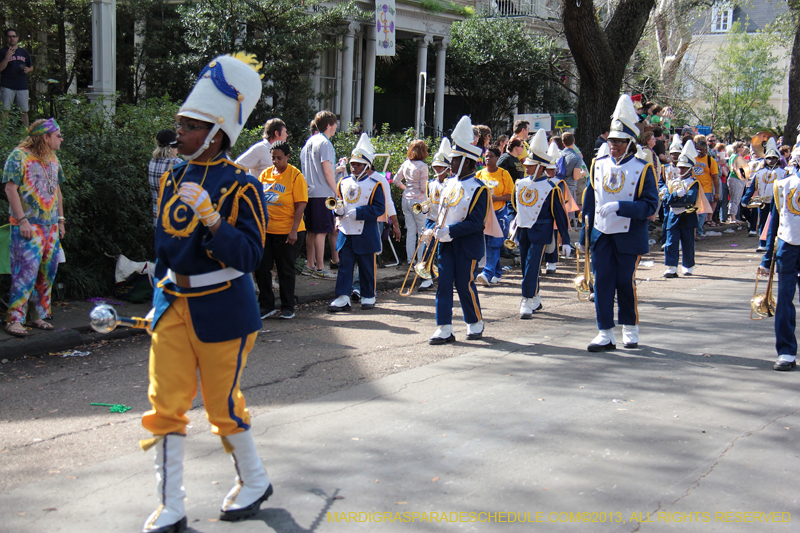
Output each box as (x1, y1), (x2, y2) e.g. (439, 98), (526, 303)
(142, 298), (257, 436)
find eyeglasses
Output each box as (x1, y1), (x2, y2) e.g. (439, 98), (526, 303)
(607, 139), (629, 145)
(174, 121), (213, 132)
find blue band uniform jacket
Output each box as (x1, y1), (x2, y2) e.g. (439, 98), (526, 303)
(151, 157), (268, 343)
(663, 178), (700, 230)
(336, 174), (386, 255)
(438, 174), (490, 260)
(513, 175), (570, 246)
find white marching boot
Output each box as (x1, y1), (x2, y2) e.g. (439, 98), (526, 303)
(220, 430), (273, 521)
(142, 434), (187, 533)
(622, 324), (639, 348)
(588, 329), (616, 352)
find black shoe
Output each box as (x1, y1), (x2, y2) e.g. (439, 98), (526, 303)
(773, 359), (797, 371)
(220, 484), (273, 522)
(327, 303), (351, 313)
(279, 310), (295, 319)
(466, 331), (483, 341)
(361, 302), (375, 310)
(624, 342), (638, 349)
(663, 272), (678, 279)
(429, 334), (455, 345)
(146, 516), (187, 533)
(329, 261), (339, 270)
(588, 342), (616, 352)
(350, 290), (361, 302)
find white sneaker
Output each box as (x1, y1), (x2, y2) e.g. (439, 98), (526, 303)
(681, 266), (693, 276)
(466, 320), (484, 340)
(476, 273), (490, 286)
(429, 324), (454, 345)
(419, 279), (434, 289)
(622, 324), (639, 348)
(749, 231), (757, 236)
(545, 263), (557, 274)
(360, 296), (376, 309)
(756, 246), (766, 252)
(520, 296), (542, 319)
(327, 295), (351, 313)
(490, 276), (500, 285)
(588, 329), (616, 352)
(663, 266), (678, 278)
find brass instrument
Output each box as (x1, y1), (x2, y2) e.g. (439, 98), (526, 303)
(573, 216), (594, 300)
(90, 304), (151, 333)
(399, 203), (450, 296)
(751, 243), (777, 320)
(325, 197), (343, 211)
(412, 200), (430, 215)
(750, 131), (776, 159)
(746, 195), (773, 209)
(504, 222), (519, 250)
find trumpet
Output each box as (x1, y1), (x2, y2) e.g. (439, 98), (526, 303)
(90, 304), (150, 333)
(573, 216), (594, 300)
(399, 203), (450, 296)
(504, 221), (519, 250)
(325, 197), (343, 211)
(412, 200), (430, 215)
(751, 242), (777, 320)
(745, 195), (772, 209)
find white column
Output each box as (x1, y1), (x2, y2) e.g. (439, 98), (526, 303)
(434, 37), (449, 136)
(133, 19), (145, 101)
(88, 0), (116, 114)
(340, 22), (360, 130)
(362, 32), (377, 137)
(415, 34), (433, 137)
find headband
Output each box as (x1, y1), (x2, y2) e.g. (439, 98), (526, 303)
(28, 118), (60, 137)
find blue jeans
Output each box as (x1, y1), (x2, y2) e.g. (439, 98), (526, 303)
(714, 182), (729, 222)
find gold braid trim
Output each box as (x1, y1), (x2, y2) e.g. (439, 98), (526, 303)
(229, 183), (267, 246)
(139, 435), (164, 452)
(221, 435), (236, 453)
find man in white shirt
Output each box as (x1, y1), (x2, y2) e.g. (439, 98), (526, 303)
(235, 118), (287, 179)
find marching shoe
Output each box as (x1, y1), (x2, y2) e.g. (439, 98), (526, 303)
(220, 430), (273, 521)
(588, 329), (616, 352)
(756, 246), (766, 252)
(519, 298), (532, 319)
(475, 273), (490, 286)
(466, 320), (484, 340)
(622, 324), (639, 348)
(545, 263), (557, 274)
(350, 289), (361, 302)
(490, 276), (500, 285)
(748, 231), (757, 237)
(773, 355), (797, 372)
(328, 295), (351, 313)
(418, 279), (434, 291)
(142, 435), (187, 533)
(663, 266), (678, 278)
(429, 325), (455, 345)
(360, 296), (376, 310)
(681, 266), (693, 276)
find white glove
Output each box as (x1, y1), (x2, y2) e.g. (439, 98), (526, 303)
(334, 204), (345, 216)
(598, 201), (620, 217)
(676, 186), (686, 198)
(758, 265), (770, 277)
(344, 209), (357, 220)
(561, 244), (572, 258)
(435, 226), (450, 240)
(178, 182), (220, 227)
(422, 228), (434, 237)
(577, 242), (585, 254)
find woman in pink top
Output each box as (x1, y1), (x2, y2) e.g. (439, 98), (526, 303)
(393, 140), (429, 263)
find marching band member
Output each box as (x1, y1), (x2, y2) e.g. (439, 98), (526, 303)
(759, 163), (800, 371)
(514, 129), (571, 318)
(663, 141), (701, 278)
(418, 138), (452, 291)
(743, 138), (784, 252)
(429, 116), (490, 345)
(543, 141), (579, 273)
(328, 133), (386, 312)
(476, 146), (514, 286)
(580, 94), (658, 352)
(142, 54), (271, 532)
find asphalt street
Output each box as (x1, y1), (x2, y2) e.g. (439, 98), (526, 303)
(1, 227), (798, 532)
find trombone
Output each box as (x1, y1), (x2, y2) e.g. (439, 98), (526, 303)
(504, 220), (519, 250)
(746, 195), (772, 209)
(751, 242), (777, 320)
(399, 203), (450, 296)
(573, 215), (594, 300)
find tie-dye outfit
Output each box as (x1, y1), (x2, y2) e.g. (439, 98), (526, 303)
(2, 147), (63, 324)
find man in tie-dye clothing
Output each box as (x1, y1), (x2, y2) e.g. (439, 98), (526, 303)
(3, 118), (65, 337)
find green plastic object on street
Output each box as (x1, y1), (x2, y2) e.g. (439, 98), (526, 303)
(91, 402), (132, 413)
(0, 224), (10, 275)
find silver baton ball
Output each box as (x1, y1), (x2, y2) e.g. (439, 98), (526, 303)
(89, 304), (151, 333)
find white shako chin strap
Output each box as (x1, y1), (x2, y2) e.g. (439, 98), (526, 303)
(182, 123), (222, 161)
(613, 138), (634, 166)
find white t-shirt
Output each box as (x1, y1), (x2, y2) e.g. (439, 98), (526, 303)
(235, 140), (272, 179)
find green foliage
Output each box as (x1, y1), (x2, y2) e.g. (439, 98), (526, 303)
(699, 21), (783, 140)
(446, 15), (572, 131)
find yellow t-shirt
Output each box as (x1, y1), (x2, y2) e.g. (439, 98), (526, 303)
(259, 164), (308, 235)
(477, 167), (514, 211)
(692, 154), (719, 194)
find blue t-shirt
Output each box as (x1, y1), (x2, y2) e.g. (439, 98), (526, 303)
(0, 47), (32, 90)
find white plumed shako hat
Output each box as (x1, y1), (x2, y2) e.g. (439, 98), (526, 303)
(607, 94), (640, 141)
(523, 129), (550, 166)
(545, 141), (560, 169)
(350, 133), (375, 167)
(764, 137), (780, 159)
(669, 134), (683, 154)
(678, 140), (698, 168)
(432, 138), (452, 168)
(449, 116), (483, 161)
(178, 53), (263, 159)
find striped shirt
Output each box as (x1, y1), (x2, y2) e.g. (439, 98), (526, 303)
(148, 157), (182, 225)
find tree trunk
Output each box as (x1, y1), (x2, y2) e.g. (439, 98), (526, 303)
(783, 8), (800, 148)
(562, 0), (656, 154)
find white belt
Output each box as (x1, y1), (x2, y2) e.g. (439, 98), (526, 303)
(167, 267), (244, 288)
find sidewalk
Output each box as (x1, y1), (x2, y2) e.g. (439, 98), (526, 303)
(0, 259), (426, 360)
